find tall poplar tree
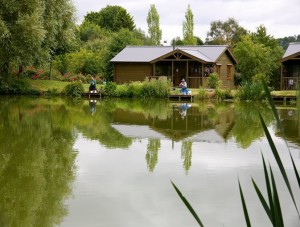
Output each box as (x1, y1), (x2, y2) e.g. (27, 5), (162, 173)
(147, 4), (162, 45)
(182, 4), (196, 45)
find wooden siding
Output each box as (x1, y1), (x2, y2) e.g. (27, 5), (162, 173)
(216, 52), (235, 89)
(114, 63), (152, 84)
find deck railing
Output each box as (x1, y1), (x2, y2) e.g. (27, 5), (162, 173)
(281, 77), (299, 90)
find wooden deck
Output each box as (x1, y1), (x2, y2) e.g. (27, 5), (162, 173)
(271, 95), (296, 102)
(168, 94), (194, 101)
(82, 91), (102, 98)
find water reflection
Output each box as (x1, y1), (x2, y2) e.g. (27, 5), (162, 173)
(0, 97), (77, 227)
(0, 97), (299, 226)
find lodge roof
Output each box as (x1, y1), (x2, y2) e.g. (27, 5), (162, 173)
(281, 42), (300, 62)
(110, 45), (235, 63)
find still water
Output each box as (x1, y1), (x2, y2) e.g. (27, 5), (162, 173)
(0, 97), (299, 227)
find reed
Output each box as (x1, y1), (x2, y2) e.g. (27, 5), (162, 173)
(171, 80), (300, 226)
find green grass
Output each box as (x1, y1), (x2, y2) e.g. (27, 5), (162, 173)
(270, 90), (297, 97)
(27, 79), (89, 92)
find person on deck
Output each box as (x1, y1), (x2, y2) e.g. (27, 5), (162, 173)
(179, 78), (188, 94)
(89, 76), (97, 92)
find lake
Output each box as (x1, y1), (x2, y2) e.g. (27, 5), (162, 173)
(0, 97), (299, 227)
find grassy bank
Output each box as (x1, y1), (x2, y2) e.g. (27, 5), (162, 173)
(24, 79), (299, 99)
(28, 79), (89, 92)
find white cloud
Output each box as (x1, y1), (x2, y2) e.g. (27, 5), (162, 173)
(73, 0), (300, 43)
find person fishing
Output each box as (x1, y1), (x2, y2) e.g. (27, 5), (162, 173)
(89, 76), (97, 92)
(179, 78), (187, 94)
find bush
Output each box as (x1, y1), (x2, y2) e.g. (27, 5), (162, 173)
(141, 76), (171, 98)
(62, 82), (84, 98)
(128, 81), (143, 98)
(208, 73), (220, 89)
(215, 88), (233, 101)
(104, 82), (117, 97)
(114, 84), (130, 97)
(236, 81), (265, 101)
(0, 78), (40, 95)
(197, 87), (207, 99)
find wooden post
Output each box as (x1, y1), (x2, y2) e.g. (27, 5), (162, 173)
(172, 61), (174, 86)
(280, 64), (283, 90)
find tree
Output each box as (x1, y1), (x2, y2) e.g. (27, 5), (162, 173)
(182, 4), (197, 45)
(250, 25), (283, 88)
(206, 18), (247, 47)
(0, 0), (76, 80)
(171, 37), (184, 45)
(277, 35), (300, 50)
(233, 35), (273, 82)
(102, 29), (145, 81)
(147, 4), (162, 45)
(84, 5), (135, 32)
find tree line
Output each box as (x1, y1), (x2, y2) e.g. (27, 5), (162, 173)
(0, 2), (299, 89)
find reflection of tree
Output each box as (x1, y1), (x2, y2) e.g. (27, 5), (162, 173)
(146, 138), (160, 172)
(231, 102), (274, 148)
(181, 141), (193, 173)
(0, 98), (76, 227)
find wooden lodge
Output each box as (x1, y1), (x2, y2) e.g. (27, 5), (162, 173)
(280, 42), (300, 90)
(110, 45), (237, 89)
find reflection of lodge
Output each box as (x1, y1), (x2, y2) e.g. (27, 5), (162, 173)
(276, 108), (300, 146)
(111, 105), (235, 143)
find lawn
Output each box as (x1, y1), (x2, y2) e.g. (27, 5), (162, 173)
(28, 79), (89, 92)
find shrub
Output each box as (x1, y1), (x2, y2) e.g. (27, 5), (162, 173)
(141, 76), (171, 98)
(62, 82), (84, 98)
(104, 82), (117, 97)
(197, 87), (207, 99)
(114, 84), (129, 97)
(235, 81), (265, 101)
(128, 81), (143, 98)
(215, 88), (233, 101)
(0, 78), (40, 95)
(208, 73), (220, 89)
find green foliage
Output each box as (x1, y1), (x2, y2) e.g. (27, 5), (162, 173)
(141, 77), (171, 98)
(215, 88), (233, 100)
(182, 4), (197, 45)
(208, 73), (220, 89)
(62, 81), (84, 97)
(104, 82), (117, 97)
(234, 35), (273, 82)
(0, 78), (40, 95)
(78, 21), (103, 42)
(102, 29), (145, 81)
(235, 81), (265, 101)
(147, 4), (162, 45)
(0, 0), (76, 78)
(0, 98), (77, 227)
(84, 5), (135, 32)
(277, 34), (300, 50)
(234, 26), (283, 87)
(197, 87), (207, 99)
(205, 18), (247, 46)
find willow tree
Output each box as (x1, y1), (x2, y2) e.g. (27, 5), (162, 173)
(182, 4), (197, 45)
(0, 0), (76, 80)
(147, 4), (162, 45)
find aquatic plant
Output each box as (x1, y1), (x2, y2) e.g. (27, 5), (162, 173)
(171, 80), (300, 226)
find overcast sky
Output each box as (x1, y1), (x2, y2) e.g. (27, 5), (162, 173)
(73, 0), (299, 43)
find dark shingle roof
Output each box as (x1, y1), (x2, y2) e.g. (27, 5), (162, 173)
(110, 45), (230, 63)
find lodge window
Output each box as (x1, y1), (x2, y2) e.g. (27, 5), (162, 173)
(216, 64), (221, 75)
(227, 64), (232, 79)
